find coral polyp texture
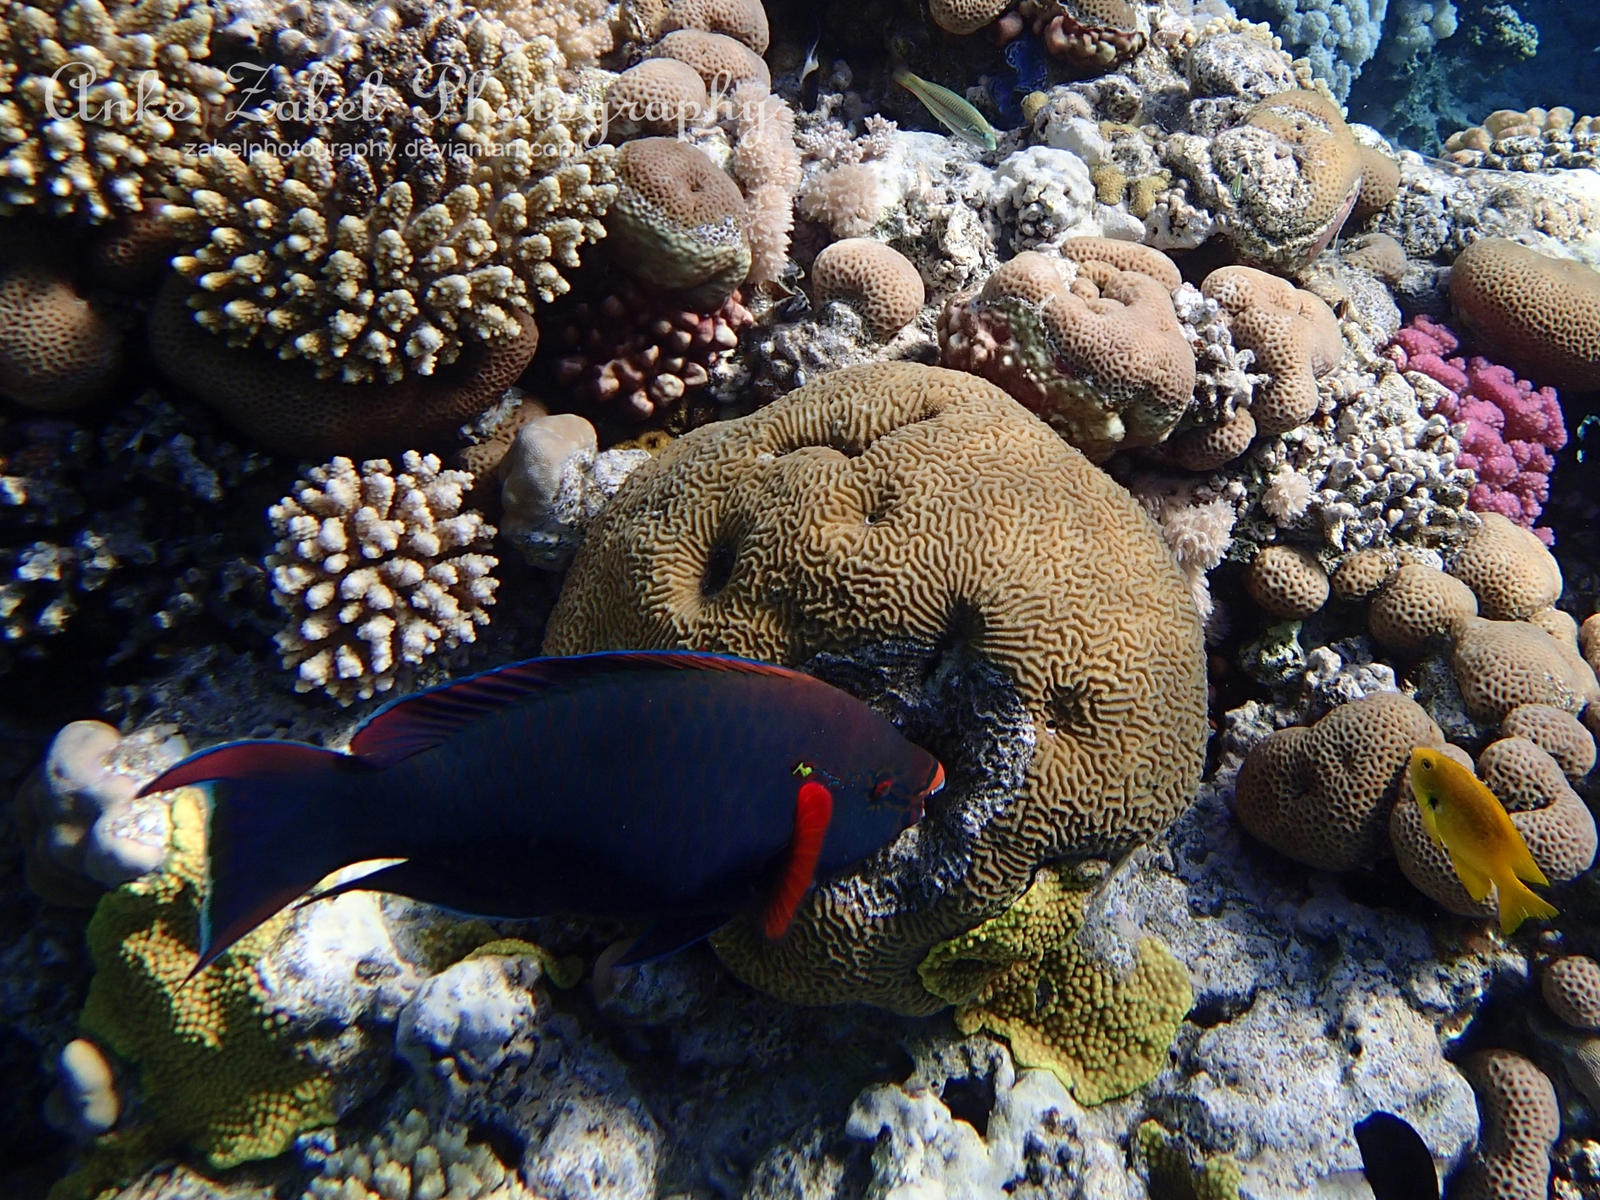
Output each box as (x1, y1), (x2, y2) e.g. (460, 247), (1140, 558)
(267, 452), (499, 705)
(1455, 1049), (1558, 1200)
(162, 5), (616, 384)
(1448, 239), (1600, 393)
(938, 240), (1196, 462)
(0, 0), (230, 223)
(543, 362), (1207, 1011)
(919, 867), (1191, 1105)
(810, 239), (926, 339)
(1386, 317), (1567, 540)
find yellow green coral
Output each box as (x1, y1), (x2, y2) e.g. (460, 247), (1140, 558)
(919, 867), (1192, 1105)
(77, 788), (338, 1170)
(1137, 1120), (1242, 1200)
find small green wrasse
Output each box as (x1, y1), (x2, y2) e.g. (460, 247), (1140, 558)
(892, 67), (999, 152)
(1408, 747), (1557, 934)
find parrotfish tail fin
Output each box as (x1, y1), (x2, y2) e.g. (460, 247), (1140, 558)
(764, 780), (833, 940)
(141, 741), (381, 979)
(1495, 872), (1558, 936)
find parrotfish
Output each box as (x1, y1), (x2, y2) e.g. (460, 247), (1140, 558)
(1355, 1111), (1439, 1200)
(892, 67), (1000, 152)
(137, 651), (945, 973)
(1408, 746), (1557, 934)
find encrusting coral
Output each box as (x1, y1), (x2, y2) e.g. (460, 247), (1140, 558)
(266, 452), (499, 705)
(0, 0), (230, 223)
(544, 362), (1207, 1011)
(919, 867), (1192, 1106)
(76, 788), (339, 1172)
(161, 0), (616, 386)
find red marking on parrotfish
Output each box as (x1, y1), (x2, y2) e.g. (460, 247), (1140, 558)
(765, 779), (833, 939)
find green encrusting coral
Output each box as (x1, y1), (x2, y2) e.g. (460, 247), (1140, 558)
(919, 867), (1192, 1105)
(74, 789), (339, 1173)
(1137, 1120), (1243, 1200)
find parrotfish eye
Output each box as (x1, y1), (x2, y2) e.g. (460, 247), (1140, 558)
(872, 778), (894, 801)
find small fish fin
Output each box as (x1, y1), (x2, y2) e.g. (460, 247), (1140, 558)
(136, 740), (365, 798)
(764, 779), (833, 939)
(613, 914), (730, 966)
(295, 858), (420, 908)
(189, 744), (380, 977)
(1507, 836), (1552, 888)
(349, 650), (819, 767)
(1354, 1111), (1438, 1200)
(1494, 873), (1558, 935)
(1448, 850), (1494, 903)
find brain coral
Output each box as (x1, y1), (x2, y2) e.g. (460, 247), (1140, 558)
(938, 241), (1196, 462)
(1447, 513), (1563, 622)
(811, 239), (926, 340)
(0, 238), (122, 410)
(1449, 239), (1600, 392)
(1234, 692), (1445, 872)
(542, 362), (1207, 1011)
(162, 4), (615, 384)
(0, 0), (230, 223)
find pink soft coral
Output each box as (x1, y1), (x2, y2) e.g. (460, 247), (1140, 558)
(1385, 314), (1567, 543)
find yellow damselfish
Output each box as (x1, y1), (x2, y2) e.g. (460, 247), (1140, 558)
(1408, 746), (1557, 934)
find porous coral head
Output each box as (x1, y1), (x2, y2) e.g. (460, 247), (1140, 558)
(605, 59), (708, 138)
(811, 239), (925, 340)
(1234, 691), (1445, 871)
(0, 0), (230, 224)
(1449, 616), (1599, 725)
(938, 241), (1196, 461)
(1367, 563), (1477, 654)
(162, 6), (616, 385)
(654, 0), (770, 52)
(1014, 0), (1147, 73)
(543, 362), (1207, 1011)
(604, 138), (751, 308)
(1447, 513), (1563, 620)
(267, 452), (499, 704)
(1450, 238), (1600, 393)
(1202, 266), (1342, 435)
(1242, 544), (1328, 619)
(1454, 1049), (1558, 1200)
(1544, 956), (1600, 1033)
(0, 240), (122, 410)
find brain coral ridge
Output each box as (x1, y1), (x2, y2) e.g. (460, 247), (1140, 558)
(0, 0), (231, 224)
(542, 362), (1207, 1011)
(162, 7), (616, 384)
(937, 240), (1196, 462)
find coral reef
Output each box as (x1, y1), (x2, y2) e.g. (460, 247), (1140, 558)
(544, 362), (1207, 1011)
(1386, 316), (1567, 540)
(266, 453), (499, 705)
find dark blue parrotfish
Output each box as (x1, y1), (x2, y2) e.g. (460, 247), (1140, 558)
(137, 651), (944, 973)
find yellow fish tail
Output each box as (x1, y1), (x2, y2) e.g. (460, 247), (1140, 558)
(1509, 840), (1552, 888)
(1494, 871), (1558, 935)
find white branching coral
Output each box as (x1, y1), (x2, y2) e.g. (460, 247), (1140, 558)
(267, 452), (498, 704)
(164, 6), (616, 383)
(0, 0), (231, 222)
(304, 1108), (538, 1200)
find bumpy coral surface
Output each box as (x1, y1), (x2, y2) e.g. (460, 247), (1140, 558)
(79, 789), (338, 1169)
(163, 3), (615, 384)
(938, 241), (1196, 461)
(1455, 1049), (1558, 1200)
(267, 452), (498, 704)
(544, 362), (1207, 1011)
(811, 239), (926, 340)
(1387, 317), (1567, 540)
(919, 867), (1191, 1105)
(305, 1106), (540, 1200)
(1449, 238), (1600, 393)
(0, 0), (230, 223)
(0, 239), (122, 410)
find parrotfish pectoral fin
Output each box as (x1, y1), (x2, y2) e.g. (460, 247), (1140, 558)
(347, 650), (825, 768)
(613, 914), (731, 966)
(165, 741), (381, 976)
(1494, 873), (1558, 935)
(763, 779), (834, 940)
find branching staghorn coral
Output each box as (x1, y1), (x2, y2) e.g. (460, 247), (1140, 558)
(163, 0), (616, 383)
(267, 452), (499, 704)
(0, 0), (230, 223)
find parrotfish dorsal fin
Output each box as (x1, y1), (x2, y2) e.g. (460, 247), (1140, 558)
(348, 649), (820, 768)
(764, 779), (834, 940)
(614, 914), (731, 966)
(136, 740), (365, 797)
